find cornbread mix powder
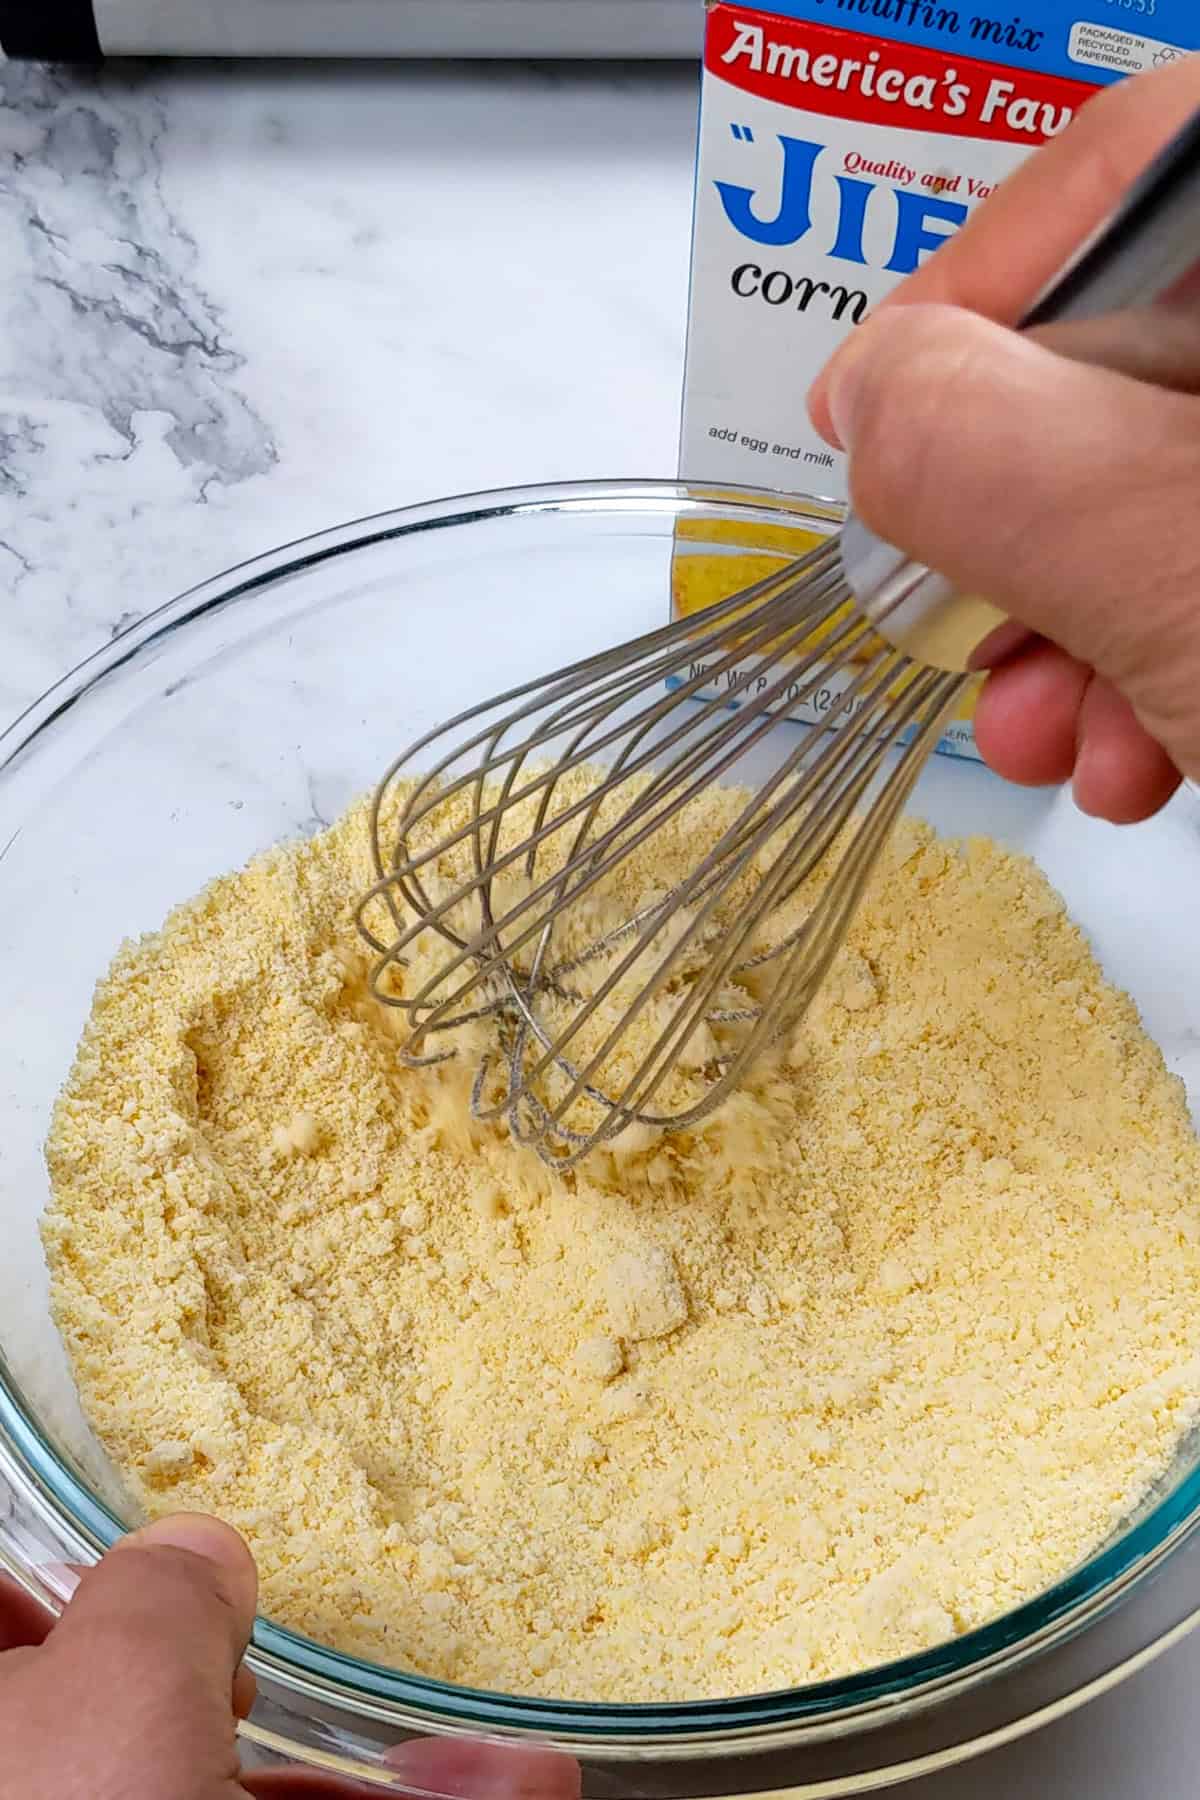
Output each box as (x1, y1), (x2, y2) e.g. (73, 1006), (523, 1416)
(44, 782), (1200, 1702)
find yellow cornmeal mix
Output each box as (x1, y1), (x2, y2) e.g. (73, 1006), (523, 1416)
(43, 784), (1200, 1703)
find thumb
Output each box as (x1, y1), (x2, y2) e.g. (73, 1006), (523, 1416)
(820, 303), (1200, 779)
(42, 1514), (257, 1795)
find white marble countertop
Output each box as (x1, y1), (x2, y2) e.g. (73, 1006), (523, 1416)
(1, 52), (1197, 1798)
(0, 57), (695, 723)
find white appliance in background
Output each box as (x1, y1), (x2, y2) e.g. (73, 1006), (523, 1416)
(0, 0), (703, 59)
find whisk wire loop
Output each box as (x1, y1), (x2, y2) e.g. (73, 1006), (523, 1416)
(358, 534), (968, 1166)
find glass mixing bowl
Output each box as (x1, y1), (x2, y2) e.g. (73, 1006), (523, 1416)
(2, 481), (1199, 1795)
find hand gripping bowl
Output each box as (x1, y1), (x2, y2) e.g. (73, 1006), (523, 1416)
(2, 482), (1200, 1794)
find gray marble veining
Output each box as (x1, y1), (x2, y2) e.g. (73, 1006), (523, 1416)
(0, 59), (697, 726)
(2, 64), (273, 474)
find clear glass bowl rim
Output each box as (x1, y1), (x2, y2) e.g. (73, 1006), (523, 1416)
(2, 477), (1199, 1752)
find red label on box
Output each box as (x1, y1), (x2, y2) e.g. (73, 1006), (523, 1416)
(705, 5), (1095, 144)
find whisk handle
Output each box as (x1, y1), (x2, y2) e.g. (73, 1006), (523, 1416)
(841, 102), (1200, 673)
(1022, 103), (1200, 326)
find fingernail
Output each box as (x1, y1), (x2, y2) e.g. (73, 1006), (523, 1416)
(820, 347), (867, 453)
(124, 1512), (251, 1574)
(968, 620), (1035, 673)
(121, 1513), (259, 1625)
(822, 306), (942, 453)
(824, 333), (876, 453)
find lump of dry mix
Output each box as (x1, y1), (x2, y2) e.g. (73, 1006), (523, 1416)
(42, 785), (1200, 1703)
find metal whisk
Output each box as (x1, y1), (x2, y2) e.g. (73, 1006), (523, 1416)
(356, 109), (1200, 1169)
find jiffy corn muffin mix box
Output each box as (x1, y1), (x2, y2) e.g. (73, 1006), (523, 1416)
(675, 1), (1199, 760)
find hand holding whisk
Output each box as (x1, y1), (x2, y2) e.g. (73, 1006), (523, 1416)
(357, 108), (1200, 1170)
